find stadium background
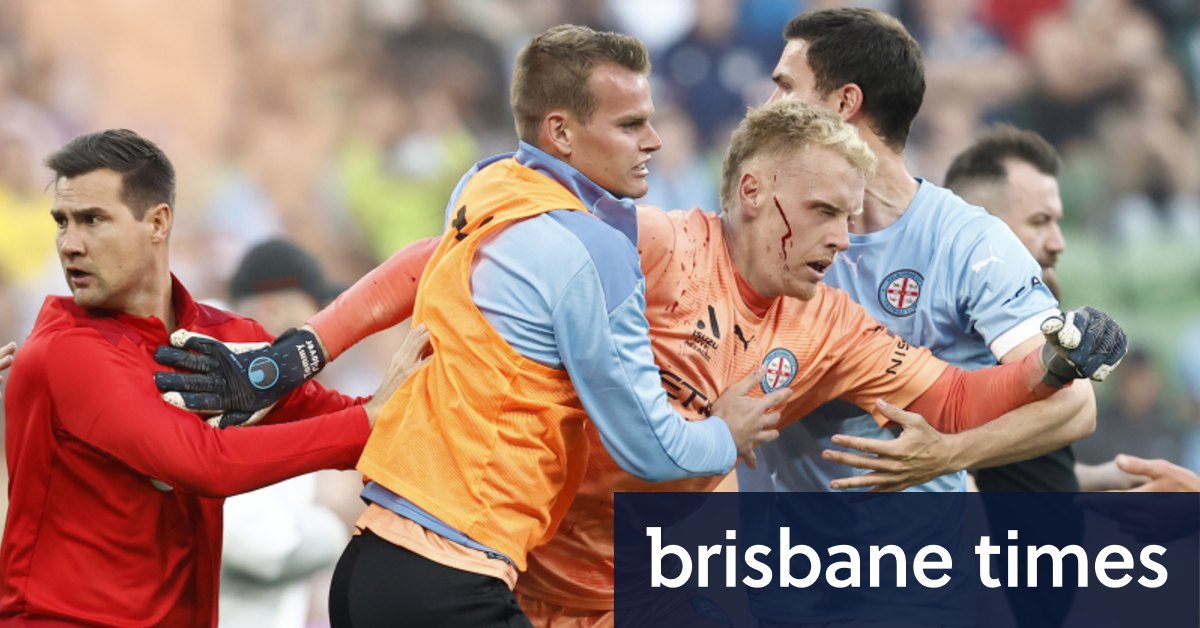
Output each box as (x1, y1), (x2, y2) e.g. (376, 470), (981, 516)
(0, 0), (1198, 521)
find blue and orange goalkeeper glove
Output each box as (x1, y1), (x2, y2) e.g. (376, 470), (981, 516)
(154, 328), (325, 428)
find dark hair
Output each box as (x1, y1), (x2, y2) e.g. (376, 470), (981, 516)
(45, 129), (175, 218)
(784, 8), (924, 150)
(511, 25), (650, 144)
(944, 124), (1061, 189)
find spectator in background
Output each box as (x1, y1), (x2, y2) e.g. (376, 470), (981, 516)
(219, 239), (355, 628)
(1024, 0), (1165, 149)
(659, 0), (767, 149)
(334, 28), (479, 262)
(380, 0), (510, 138)
(0, 40), (71, 338)
(204, 75), (363, 284)
(901, 0), (1029, 180)
(0, 125), (57, 307)
(1098, 56), (1200, 241)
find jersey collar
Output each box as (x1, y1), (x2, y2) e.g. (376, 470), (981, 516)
(443, 143), (640, 245)
(513, 141), (638, 244)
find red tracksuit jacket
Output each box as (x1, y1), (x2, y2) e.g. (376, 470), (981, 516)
(0, 278), (369, 627)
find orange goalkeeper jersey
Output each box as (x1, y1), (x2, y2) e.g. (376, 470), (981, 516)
(516, 207), (947, 609)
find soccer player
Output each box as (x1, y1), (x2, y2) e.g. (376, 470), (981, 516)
(732, 10), (1107, 626)
(747, 7), (1098, 497)
(0, 129), (421, 626)
(161, 100), (1127, 626)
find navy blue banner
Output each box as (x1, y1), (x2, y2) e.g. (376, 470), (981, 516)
(613, 492), (1199, 627)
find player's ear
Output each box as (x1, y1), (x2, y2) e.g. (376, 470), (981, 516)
(834, 83), (864, 121)
(738, 171), (763, 219)
(145, 203), (172, 243)
(540, 111), (572, 158)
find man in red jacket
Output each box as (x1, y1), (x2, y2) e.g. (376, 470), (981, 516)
(0, 129), (413, 627)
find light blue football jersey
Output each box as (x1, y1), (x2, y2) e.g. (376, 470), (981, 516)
(741, 179), (1059, 493)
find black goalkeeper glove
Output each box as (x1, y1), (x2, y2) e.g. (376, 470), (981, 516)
(1039, 306), (1128, 388)
(154, 327), (326, 428)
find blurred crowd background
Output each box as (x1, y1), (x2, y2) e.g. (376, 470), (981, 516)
(1, 0), (1199, 620)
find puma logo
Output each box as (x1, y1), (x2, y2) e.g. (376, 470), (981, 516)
(840, 253), (862, 278)
(971, 246), (1005, 274)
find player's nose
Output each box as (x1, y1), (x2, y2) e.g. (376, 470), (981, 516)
(829, 221), (851, 252)
(1046, 223), (1066, 254)
(642, 123), (663, 154)
(57, 224), (86, 258)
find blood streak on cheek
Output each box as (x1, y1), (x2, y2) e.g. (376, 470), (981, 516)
(774, 195), (793, 260)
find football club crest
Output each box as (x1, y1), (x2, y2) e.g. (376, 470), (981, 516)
(761, 348), (798, 393)
(878, 269), (923, 317)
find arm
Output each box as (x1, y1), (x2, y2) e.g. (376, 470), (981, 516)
(1076, 459), (1146, 491)
(820, 215), (1115, 489)
(552, 256), (739, 482)
(49, 332), (370, 498)
(154, 237), (438, 425)
(822, 353), (1093, 492)
(545, 215), (779, 482)
(928, 218), (1096, 466)
(308, 236), (438, 359)
(931, 336), (1095, 471)
(822, 309), (1123, 491)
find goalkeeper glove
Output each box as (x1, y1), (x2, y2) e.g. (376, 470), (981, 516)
(1039, 306), (1128, 387)
(154, 327), (325, 428)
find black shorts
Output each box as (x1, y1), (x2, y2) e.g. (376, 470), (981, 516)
(329, 528), (532, 628)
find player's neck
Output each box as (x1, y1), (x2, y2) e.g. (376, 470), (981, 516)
(124, 267), (176, 332)
(854, 138), (919, 235)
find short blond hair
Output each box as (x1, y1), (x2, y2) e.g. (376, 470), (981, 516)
(511, 25), (650, 144)
(720, 100), (876, 212)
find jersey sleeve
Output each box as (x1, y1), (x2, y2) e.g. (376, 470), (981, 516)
(779, 289), (948, 427)
(307, 237), (438, 360)
(949, 215), (1059, 360)
(44, 330), (370, 498)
